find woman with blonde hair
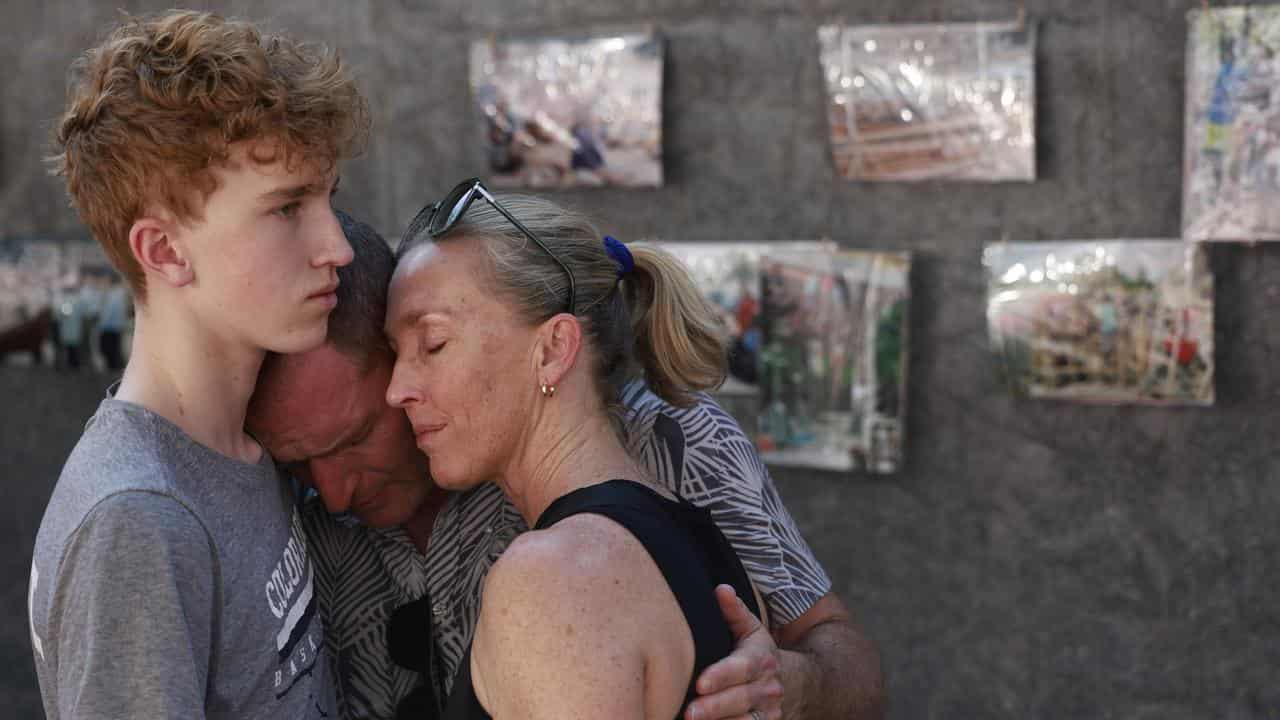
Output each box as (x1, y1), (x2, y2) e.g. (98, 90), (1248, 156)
(384, 179), (766, 720)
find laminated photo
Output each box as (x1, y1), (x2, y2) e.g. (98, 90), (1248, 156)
(755, 249), (911, 473)
(985, 241), (1214, 405)
(471, 30), (663, 189)
(1184, 6), (1280, 241)
(652, 242), (833, 440)
(819, 21), (1036, 181)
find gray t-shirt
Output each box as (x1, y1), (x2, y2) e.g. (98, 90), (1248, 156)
(29, 398), (336, 720)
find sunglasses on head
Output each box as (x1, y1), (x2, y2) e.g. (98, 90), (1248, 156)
(406, 178), (576, 315)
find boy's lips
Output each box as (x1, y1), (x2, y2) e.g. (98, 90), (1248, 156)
(308, 279), (339, 297)
(308, 281), (340, 306)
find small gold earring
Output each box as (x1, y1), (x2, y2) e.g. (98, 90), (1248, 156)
(540, 383), (556, 397)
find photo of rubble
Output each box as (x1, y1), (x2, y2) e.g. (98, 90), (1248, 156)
(470, 30), (663, 189)
(985, 240), (1214, 405)
(818, 21), (1036, 181)
(1184, 6), (1280, 241)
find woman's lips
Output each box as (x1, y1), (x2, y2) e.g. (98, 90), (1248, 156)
(413, 423), (445, 445)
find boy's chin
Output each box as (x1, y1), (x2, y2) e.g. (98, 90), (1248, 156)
(267, 322), (330, 355)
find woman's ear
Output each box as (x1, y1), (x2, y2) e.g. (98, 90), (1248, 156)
(129, 215), (193, 288)
(534, 313), (583, 389)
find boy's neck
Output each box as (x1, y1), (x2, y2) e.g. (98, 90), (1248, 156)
(115, 307), (266, 464)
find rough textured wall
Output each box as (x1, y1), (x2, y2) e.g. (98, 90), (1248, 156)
(3, 1), (1279, 718)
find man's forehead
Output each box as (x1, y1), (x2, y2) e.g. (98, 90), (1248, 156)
(254, 347), (368, 446)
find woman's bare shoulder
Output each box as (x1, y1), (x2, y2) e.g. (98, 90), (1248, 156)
(472, 514), (672, 719)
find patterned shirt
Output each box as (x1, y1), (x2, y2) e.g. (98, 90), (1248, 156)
(302, 381), (833, 720)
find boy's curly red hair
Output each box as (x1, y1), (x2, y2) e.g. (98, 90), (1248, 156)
(50, 10), (370, 301)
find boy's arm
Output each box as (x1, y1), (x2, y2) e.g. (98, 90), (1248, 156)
(51, 492), (216, 719)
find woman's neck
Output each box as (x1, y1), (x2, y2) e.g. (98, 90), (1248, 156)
(500, 411), (645, 528)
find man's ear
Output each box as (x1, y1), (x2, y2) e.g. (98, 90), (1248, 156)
(129, 215), (193, 288)
(534, 313), (583, 389)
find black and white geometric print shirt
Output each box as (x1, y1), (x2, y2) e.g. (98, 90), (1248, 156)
(301, 380), (833, 720)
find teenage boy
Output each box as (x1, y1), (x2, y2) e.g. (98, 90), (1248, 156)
(28, 11), (368, 719)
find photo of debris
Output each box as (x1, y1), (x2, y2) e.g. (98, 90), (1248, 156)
(818, 21), (1036, 181)
(470, 30), (663, 189)
(985, 240), (1214, 405)
(1184, 6), (1280, 241)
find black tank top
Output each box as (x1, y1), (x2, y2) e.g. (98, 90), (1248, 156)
(441, 479), (761, 720)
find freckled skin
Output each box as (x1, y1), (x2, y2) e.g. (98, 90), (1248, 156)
(384, 241), (541, 493)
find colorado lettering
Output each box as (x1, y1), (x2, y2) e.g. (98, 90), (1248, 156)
(266, 514), (310, 619)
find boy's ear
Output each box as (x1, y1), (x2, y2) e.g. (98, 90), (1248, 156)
(534, 313), (583, 389)
(129, 215), (193, 288)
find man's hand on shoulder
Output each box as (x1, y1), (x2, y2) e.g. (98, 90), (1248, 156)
(686, 585), (783, 720)
(693, 586), (886, 720)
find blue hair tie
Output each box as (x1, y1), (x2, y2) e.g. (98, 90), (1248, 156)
(603, 235), (634, 278)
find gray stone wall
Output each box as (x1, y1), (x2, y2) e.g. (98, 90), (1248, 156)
(3, 2), (1278, 718)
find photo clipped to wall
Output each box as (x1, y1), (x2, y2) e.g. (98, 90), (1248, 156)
(656, 241), (911, 474)
(818, 20), (1036, 181)
(470, 30), (664, 189)
(985, 240), (1214, 405)
(1184, 5), (1280, 241)
(652, 241), (833, 441)
(756, 248), (911, 473)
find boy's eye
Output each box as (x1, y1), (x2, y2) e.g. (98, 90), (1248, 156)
(276, 201), (302, 218)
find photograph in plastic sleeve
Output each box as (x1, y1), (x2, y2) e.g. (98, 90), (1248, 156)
(652, 242), (834, 440)
(470, 31), (663, 189)
(1184, 6), (1280, 241)
(985, 241), (1213, 405)
(0, 238), (131, 373)
(818, 21), (1035, 181)
(755, 249), (911, 473)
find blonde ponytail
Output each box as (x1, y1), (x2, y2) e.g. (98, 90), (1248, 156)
(624, 244), (728, 407)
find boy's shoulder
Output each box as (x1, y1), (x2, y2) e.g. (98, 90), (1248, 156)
(37, 397), (280, 557)
(53, 399), (193, 507)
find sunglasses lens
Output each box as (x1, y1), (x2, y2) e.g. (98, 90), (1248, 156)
(430, 182), (476, 236)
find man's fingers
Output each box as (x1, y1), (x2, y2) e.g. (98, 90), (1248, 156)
(685, 683), (761, 720)
(715, 584), (763, 640)
(696, 652), (754, 695)
(685, 677), (785, 720)
(690, 584), (782, 720)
